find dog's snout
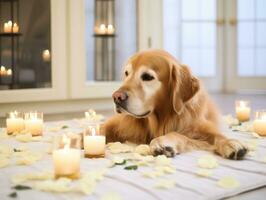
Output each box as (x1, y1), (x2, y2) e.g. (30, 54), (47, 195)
(112, 90), (128, 104)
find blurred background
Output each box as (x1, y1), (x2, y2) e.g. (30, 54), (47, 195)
(0, 0), (265, 124)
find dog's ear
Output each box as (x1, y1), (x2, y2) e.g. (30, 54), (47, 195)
(171, 64), (200, 114)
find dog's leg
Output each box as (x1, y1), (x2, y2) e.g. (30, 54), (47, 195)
(196, 120), (248, 160)
(149, 132), (213, 157)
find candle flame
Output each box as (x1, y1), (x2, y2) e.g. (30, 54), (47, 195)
(63, 135), (70, 149)
(91, 128), (96, 136)
(239, 101), (246, 108)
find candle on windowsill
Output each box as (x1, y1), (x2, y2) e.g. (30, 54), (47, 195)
(83, 125), (106, 158)
(12, 23), (19, 33)
(4, 20), (12, 33)
(107, 24), (115, 34)
(42, 49), (51, 62)
(24, 112), (44, 136)
(53, 134), (81, 179)
(94, 24), (107, 35)
(235, 100), (251, 122)
(6, 111), (24, 135)
(0, 66), (6, 76)
(253, 110), (266, 136)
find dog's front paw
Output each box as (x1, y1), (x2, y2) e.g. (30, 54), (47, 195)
(216, 139), (248, 160)
(150, 136), (178, 157)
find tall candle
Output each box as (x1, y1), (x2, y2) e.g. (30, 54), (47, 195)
(24, 112), (43, 136)
(84, 125), (106, 158)
(6, 111), (24, 134)
(253, 110), (266, 136)
(53, 135), (80, 179)
(235, 100), (250, 122)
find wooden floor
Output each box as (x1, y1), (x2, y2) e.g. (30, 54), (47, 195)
(1, 93), (266, 126)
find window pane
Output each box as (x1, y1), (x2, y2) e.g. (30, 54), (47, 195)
(237, 22), (255, 47)
(201, 48), (216, 76)
(182, 23), (200, 47)
(200, 0), (216, 20)
(256, 0), (266, 19)
(256, 22), (266, 47)
(182, 48), (200, 75)
(256, 48), (266, 75)
(201, 23), (216, 47)
(85, 0), (137, 81)
(237, 0), (255, 20)
(0, 0), (51, 90)
(181, 0), (199, 20)
(163, 0), (180, 56)
(238, 48), (255, 76)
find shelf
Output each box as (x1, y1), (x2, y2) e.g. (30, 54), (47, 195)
(0, 32), (22, 37)
(93, 34), (116, 38)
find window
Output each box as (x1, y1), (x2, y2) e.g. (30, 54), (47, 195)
(84, 0), (137, 82)
(163, 0), (217, 77)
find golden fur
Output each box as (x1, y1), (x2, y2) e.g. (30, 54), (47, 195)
(103, 49), (247, 159)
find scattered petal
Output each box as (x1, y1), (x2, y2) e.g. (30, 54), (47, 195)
(196, 169), (213, 177)
(223, 115), (239, 127)
(218, 176), (240, 189)
(135, 144), (151, 156)
(155, 155), (171, 166)
(107, 142), (134, 154)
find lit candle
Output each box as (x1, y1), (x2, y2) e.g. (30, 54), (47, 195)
(42, 49), (51, 62)
(0, 66), (6, 76)
(24, 112), (43, 136)
(98, 24), (107, 34)
(107, 24), (115, 34)
(253, 110), (266, 136)
(12, 23), (19, 33)
(4, 21), (12, 33)
(6, 111), (24, 135)
(235, 100), (251, 122)
(83, 125), (106, 158)
(6, 69), (12, 76)
(53, 135), (80, 179)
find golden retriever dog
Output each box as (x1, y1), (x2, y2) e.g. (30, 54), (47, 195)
(103, 49), (247, 160)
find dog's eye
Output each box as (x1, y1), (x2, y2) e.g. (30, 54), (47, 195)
(141, 73), (154, 81)
(125, 71), (128, 76)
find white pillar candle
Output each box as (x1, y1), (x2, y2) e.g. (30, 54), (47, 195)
(6, 69), (12, 76)
(53, 136), (80, 179)
(6, 111), (24, 134)
(24, 112), (43, 136)
(107, 24), (115, 34)
(84, 126), (106, 158)
(235, 100), (251, 122)
(4, 21), (12, 33)
(253, 111), (266, 136)
(12, 23), (19, 33)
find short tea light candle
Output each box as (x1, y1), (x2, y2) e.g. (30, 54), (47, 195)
(53, 135), (81, 179)
(24, 112), (43, 136)
(235, 100), (251, 122)
(84, 125), (106, 158)
(253, 110), (266, 136)
(6, 111), (24, 134)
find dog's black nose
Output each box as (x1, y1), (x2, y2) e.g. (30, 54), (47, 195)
(112, 90), (128, 104)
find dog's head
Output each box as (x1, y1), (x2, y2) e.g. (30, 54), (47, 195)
(112, 50), (200, 118)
